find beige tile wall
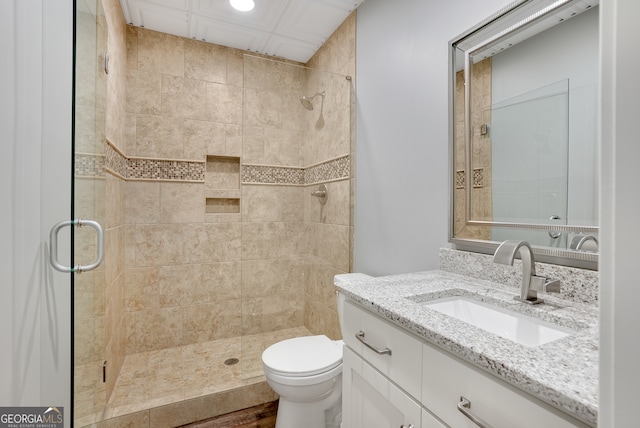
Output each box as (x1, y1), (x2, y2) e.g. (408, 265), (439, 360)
(303, 13), (356, 339)
(240, 55), (306, 339)
(122, 21), (356, 355)
(123, 28), (246, 356)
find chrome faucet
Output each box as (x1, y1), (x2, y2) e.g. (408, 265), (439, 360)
(493, 240), (560, 305)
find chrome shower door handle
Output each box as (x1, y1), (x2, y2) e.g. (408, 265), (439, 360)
(49, 219), (104, 273)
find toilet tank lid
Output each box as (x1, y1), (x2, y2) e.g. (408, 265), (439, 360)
(262, 335), (342, 376)
(334, 273), (372, 287)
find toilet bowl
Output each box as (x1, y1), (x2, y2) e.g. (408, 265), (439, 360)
(262, 335), (343, 428)
(262, 273), (372, 428)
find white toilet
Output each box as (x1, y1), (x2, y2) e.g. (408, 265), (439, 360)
(261, 273), (372, 428)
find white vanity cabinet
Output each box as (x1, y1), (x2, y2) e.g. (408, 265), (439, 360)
(342, 299), (591, 428)
(342, 300), (444, 428)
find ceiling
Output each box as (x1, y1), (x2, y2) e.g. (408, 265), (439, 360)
(119, 0), (366, 63)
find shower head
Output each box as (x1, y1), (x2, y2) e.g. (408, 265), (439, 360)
(300, 91), (325, 110)
(300, 96), (314, 110)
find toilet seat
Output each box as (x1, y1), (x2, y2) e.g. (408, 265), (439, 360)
(262, 335), (342, 377)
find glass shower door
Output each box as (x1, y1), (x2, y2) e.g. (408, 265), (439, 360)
(73, 0), (108, 425)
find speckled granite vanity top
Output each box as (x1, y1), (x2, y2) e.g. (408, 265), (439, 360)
(336, 270), (598, 426)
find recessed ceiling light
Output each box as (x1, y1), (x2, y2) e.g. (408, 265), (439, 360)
(230, 0), (255, 12)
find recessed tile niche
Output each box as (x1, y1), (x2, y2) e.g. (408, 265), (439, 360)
(206, 198), (240, 214)
(206, 156), (240, 214)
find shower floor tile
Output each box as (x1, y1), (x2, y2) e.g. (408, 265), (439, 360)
(106, 327), (312, 419)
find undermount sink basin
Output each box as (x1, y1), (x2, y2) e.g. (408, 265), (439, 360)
(423, 296), (574, 347)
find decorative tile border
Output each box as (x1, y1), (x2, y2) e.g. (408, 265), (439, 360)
(455, 170), (465, 189)
(242, 164), (304, 185)
(75, 153), (106, 178)
(103, 140), (348, 185)
(105, 141), (205, 182)
(242, 155), (350, 185)
(304, 155), (350, 185)
(473, 168), (484, 188)
(105, 142), (128, 178)
(129, 158), (205, 181)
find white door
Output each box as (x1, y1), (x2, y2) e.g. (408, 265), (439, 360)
(0, 0), (74, 425)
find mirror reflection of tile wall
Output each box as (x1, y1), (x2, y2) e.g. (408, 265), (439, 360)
(454, 58), (492, 240)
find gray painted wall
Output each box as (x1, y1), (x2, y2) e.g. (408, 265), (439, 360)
(354, 0), (512, 275)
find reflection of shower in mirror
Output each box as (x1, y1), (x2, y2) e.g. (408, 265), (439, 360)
(449, 0), (599, 269)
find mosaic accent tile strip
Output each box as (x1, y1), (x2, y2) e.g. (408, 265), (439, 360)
(75, 153), (106, 178)
(105, 141), (205, 182)
(242, 155), (350, 186)
(241, 164), (304, 185)
(128, 158), (205, 181)
(305, 155), (350, 185)
(104, 139), (347, 185)
(473, 168), (484, 188)
(105, 142), (128, 178)
(455, 170), (465, 189)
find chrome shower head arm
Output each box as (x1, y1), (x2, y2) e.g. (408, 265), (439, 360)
(300, 91), (325, 110)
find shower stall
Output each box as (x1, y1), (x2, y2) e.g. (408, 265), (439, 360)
(73, 2), (354, 426)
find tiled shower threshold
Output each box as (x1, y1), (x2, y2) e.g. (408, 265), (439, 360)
(89, 327), (312, 428)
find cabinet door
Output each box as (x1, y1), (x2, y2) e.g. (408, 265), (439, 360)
(343, 346), (422, 428)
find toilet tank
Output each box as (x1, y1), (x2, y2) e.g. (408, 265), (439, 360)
(334, 273), (373, 336)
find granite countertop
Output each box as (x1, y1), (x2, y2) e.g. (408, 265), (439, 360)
(336, 270), (599, 427)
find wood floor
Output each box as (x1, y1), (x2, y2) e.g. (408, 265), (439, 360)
(180, 401), (278, 428)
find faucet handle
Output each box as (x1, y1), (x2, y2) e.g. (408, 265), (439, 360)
(530, 276), (561, 294)
(518, 276), (561, 304)
(543, 278), (561, 293)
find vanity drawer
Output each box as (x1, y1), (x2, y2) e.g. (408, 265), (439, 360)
(421, 342), (591, 428)
(343, 300), (422, 399)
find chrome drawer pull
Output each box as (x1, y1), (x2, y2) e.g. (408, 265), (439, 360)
(458, 396), (494, 428)
(355, 331), (392, 355)
(400, 425), (414, 428)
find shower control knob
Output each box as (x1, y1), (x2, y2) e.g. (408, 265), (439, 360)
(310, 184), (328, 204)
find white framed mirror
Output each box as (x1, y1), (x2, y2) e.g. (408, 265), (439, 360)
(449, 0), (599, 269)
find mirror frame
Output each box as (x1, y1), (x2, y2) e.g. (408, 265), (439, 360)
(448, 0), (599, 270)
